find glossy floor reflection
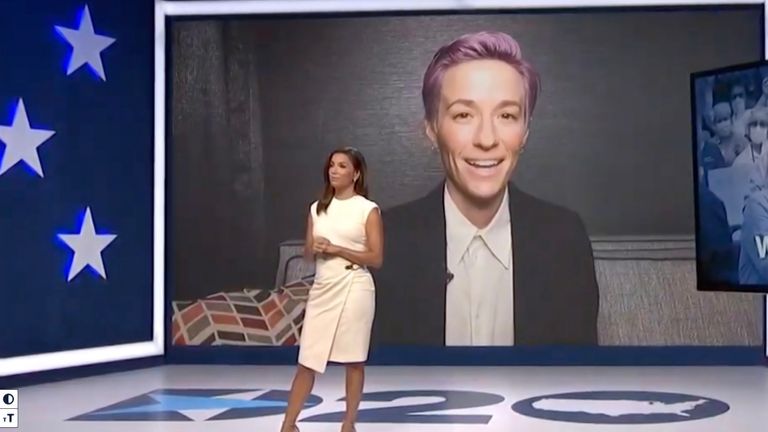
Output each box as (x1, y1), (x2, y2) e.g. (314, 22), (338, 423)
(14, 365), (768, 431)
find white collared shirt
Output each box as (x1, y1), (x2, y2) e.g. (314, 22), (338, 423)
(733, 143), (765, 167)
(444, 186), (514, 346)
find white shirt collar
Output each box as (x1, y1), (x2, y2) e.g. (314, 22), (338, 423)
(444, 185), (511, 270)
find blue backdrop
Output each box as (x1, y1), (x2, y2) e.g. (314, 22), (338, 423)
(0, 0), (154, 358)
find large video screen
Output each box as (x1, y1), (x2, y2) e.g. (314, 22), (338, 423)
(168, 7), (764, 348)
(693, 60), (768, 293)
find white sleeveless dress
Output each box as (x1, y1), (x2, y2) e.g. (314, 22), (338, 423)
(298, 195), (379, 373)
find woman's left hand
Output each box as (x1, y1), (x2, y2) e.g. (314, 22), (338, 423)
(314, 237), (340, 255)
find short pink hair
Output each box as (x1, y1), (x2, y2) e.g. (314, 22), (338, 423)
(422, 31), (541, 124)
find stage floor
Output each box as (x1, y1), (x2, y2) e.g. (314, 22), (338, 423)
(13, 365), (768, 431)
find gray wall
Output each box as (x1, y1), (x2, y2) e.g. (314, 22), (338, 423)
(170, 9), (763, 302)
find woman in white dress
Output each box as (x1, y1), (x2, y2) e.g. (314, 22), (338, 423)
(280, 147), (383, 432)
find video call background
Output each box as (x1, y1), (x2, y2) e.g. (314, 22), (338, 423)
(169, 8), (765, 347)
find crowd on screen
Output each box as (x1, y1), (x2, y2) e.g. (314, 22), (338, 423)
(697, 67), (768, 286)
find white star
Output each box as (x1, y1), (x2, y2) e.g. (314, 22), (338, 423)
(58, 207), (117, 282)
(0, 99), (56, 177)
(55, 5), (116, 81)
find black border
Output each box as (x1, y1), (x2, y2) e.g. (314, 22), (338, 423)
(164, 3), (762, 22)
(691, 59), (768, 294)
(164, 4), (768, 365)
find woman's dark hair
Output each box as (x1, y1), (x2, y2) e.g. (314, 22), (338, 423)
(317, 147), (369, 214)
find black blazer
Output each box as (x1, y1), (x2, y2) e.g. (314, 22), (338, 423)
(371, 183), (599, 346)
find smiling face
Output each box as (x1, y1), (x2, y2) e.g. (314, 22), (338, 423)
(426, 59), (529, 205)
(327, 152), (358, 191)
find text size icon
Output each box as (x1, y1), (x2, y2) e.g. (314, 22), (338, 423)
(0, 390), (18, 428)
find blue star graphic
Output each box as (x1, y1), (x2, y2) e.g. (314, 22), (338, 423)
(0, 99), (55, 177)
(55, 4), (116, 80)
(94, 394), (288, 415)
(57, 207), (117, 282)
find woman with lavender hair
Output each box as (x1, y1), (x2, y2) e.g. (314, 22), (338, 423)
(372, 31), (599, 347)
